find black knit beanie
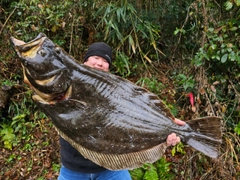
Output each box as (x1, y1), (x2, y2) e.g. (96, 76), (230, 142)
(84, 42), (112, 66)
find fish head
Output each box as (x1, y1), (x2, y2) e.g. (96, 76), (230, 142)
(10, 33), (72, 104)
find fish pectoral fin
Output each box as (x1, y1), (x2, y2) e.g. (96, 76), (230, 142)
(56, 127), (167, 170)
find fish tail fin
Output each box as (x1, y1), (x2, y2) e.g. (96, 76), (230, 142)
(185, 116), (222, 158)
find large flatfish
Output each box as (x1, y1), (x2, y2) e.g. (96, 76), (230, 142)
(10, 33), (222, 170)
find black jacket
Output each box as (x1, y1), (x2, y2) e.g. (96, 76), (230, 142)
(60, 137), (107, 173)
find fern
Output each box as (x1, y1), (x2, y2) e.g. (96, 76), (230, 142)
(155, 158), (175, 180)
(142, 163), (158, 180)
(129, 168), (144, 180)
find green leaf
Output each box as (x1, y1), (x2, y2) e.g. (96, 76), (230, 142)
(221, 54), (228, 63)
(4, 141), (13, 150)
(211, 44), (217, 50)
(116, 8), (121, 22)
(225, 1), (233, 10)
(143, 164), (158, 180)
(174, 28), (180, 35)
(236, 0), (240, 6)
(208, 27), (214, 32)
(234, 122), (240, 135)
(129, 168), (144, 180)
(172, 142), (186, 156)
(229, 27), (238, 31)
(128, 35), (136, 53)
(0, 126), (16, 150)
(12, 114), (26, 121)
(155, 158), (175, 179)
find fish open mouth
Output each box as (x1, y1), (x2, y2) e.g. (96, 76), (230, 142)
(11, 34), (72, 105)
(31, 85), (72, 105)
(22, 66), (72, 104)
(11, 36), (46, 58)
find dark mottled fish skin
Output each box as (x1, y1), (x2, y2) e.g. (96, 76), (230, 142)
(10, 33), (223, 170)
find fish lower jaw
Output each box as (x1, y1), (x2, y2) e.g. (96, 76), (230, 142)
(32, 85), (72, 105)
(32, 94), (55, 104)
(35, 75), (56, 86)
(32, 93), (65, 105)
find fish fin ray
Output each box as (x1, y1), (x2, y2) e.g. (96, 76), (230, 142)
(186, 116), (222, 158)
(56, 127), (167, 170)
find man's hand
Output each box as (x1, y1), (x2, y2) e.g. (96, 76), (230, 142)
(166, 118), (186, 147)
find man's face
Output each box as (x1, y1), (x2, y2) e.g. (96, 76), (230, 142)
(84, 56), (109, 72)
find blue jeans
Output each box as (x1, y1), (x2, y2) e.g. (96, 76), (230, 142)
(58, 166), (132, 180)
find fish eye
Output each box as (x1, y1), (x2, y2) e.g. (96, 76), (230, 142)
(38, 49), (47, 57)
(55, 47), (62, 54)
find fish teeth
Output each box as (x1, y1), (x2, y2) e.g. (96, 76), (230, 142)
(64, 84), (72, 99)
(35, 75), (56, 85)
(32, 85), (72, 104)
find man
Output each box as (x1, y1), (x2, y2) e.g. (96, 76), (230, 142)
(58, 42), (185, 180)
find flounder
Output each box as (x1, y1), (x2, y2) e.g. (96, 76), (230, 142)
(10, 33), (222, 170)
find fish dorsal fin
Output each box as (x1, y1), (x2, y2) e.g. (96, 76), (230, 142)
(56, 126), (167, 170)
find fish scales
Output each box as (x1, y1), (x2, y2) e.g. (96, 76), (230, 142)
(10, 33), (223, 170)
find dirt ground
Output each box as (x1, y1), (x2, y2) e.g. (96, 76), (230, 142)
(0, 118), (61, 180)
